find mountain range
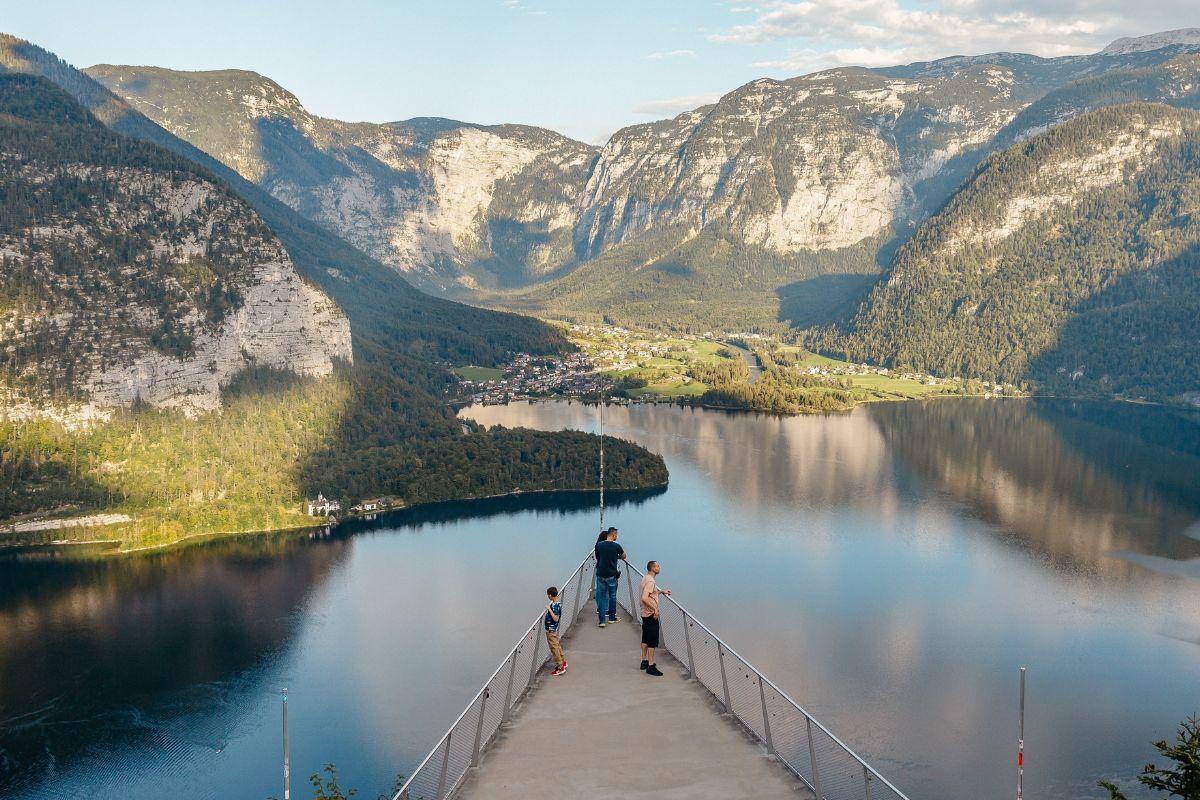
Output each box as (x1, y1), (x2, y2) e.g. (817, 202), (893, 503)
(2, 25), (1200, 544)
(86, 30), (1200, 335)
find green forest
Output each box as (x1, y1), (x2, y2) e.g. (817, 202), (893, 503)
(823, 103), (1200, 403)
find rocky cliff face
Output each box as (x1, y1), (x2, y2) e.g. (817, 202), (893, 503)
(85, 66), (597, 291)
(0, 75), (351, 417)
(577, 65), (1022, 259)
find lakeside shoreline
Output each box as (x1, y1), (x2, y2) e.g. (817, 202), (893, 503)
(0, 481), (670, 558)
(7, 390), (1191, 558)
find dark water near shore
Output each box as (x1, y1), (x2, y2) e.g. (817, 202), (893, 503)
(1, 399), (1199, 800)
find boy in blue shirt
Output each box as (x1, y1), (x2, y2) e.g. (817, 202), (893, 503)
(544, 586), (568, 676)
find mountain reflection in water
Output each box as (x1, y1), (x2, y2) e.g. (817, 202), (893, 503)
(870, 399), (1200, 575)
(1, 398), (1197, 800)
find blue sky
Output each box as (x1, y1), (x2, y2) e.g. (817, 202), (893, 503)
(5, 1), (1197, 143)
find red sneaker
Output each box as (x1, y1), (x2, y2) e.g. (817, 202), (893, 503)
(552, 663), (568, 676)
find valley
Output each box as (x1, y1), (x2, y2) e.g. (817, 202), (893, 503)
(456, 323), (1020, 411)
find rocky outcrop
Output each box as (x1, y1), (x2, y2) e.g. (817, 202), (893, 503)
(86, 258), (351, 414)
(577, 66), (1021, 259)
(940, 113), (1185, 254)
(0, 75), (352, 416)
(86, 66), (596, 290)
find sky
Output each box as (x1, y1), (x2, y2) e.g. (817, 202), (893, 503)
(4, 0), (1198, 143)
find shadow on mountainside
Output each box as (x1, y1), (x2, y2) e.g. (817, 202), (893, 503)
(1030, 243), (1200, 401)
(775, 273), (878, 328)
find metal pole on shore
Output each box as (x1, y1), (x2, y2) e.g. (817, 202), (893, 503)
(599, 400), (605, 529)
(283, 687), (291, 800)
(1017, 667), (1025, 800)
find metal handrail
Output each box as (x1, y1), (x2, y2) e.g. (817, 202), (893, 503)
(619, 559), (912, 800)
(393, 549), (911, 800)
(393, 551), (596, 800)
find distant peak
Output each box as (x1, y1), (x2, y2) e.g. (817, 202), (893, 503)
(1100, 28), (1200, 55)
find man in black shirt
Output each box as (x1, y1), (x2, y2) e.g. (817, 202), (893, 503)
(594, 527), (625, 627)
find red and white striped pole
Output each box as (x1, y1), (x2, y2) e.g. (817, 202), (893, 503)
(1017, 667), (1026, 800)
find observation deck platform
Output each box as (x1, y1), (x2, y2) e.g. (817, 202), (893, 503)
(395, 554), (907, 800)
(455, 600), (806, 799)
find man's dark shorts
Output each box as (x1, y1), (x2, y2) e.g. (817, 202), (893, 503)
(641, 615), (660, 648)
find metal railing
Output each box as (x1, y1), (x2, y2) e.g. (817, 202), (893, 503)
(617, 559), (912, 800)
(393, 550), (911, 800)
(393, 552), (596, 800)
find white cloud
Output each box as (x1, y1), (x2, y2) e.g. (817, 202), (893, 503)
(713, 0), (1200, 75)
(501, 0), (546, 15)
(632, 93), (723, 116)
(644, 49), (699, 61)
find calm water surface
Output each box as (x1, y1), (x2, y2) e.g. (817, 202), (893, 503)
(1, 399), (1198, 800)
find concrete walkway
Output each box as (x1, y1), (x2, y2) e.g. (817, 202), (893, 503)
(454, 601), (808, 799)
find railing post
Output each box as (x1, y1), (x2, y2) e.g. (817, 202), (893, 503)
(717, 641), (733, 715)
(526, 628), (542, 687)
(758, 676), (775, 755)
(436, 731), (451, 800)
(625, 561), (638, 623)
(570, 558), (586, 626)
(864, 764), (874, 800)
(807, 716), (824, 800)
(682, 609), (696, 679)
(471, 688), (489, 767)
(501, 651), (518, 723)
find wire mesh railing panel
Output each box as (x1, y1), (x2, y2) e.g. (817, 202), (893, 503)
(477, 663), (509, 754)
(688, 615), (729, 704)
(656, 601), (689, 669)
(508, 624), (540, 706)
(398, 733), (448, 800)
(723, 649), (768, 742)
(762, 680), (814, 787)
(811, 720), (875, 800)
(394, 553), (594, 800)
(441, 694), (482, 797)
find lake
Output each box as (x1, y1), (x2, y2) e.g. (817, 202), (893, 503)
(1, 399), (1198, 800)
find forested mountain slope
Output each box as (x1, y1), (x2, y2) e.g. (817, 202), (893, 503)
(833, 104), (1200, 403)
(0, 34), (566, 366)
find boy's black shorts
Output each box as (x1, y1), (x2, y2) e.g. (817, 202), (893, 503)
(641, 615), (660, 647)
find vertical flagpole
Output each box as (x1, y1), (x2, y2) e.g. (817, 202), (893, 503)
(598, 400), (605, 528)
(1017, 667), (1025, 800)
(282, 687), (291, 800)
